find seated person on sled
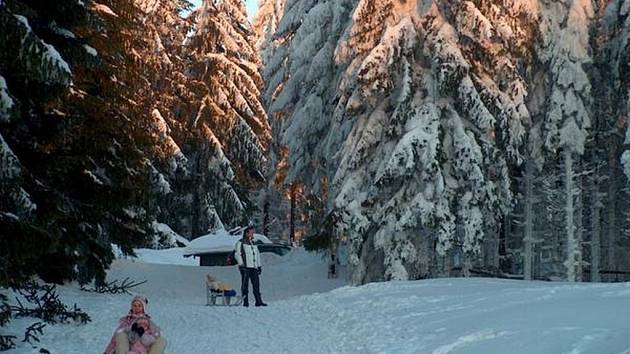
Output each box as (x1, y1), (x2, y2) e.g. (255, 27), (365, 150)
(103, 295), (166, 354)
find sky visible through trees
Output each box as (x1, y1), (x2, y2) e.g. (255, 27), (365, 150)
(190, 0), (259, 19)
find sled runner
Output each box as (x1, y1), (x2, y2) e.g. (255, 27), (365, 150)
(206, 287), (242, 306)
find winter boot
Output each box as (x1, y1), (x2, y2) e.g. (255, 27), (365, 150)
(254, 292), (266, 307)
(243, 296), (249, 307)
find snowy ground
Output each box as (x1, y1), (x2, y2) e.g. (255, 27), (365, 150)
(5, 247), (630, 354)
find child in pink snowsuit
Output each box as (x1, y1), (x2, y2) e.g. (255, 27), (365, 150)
(103, 295), (166, 354)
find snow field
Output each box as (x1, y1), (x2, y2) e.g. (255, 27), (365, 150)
(5, 248), (630, 354)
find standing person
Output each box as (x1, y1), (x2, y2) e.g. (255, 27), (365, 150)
(103, 295), (167, 354)
(234, 226), (267, 307)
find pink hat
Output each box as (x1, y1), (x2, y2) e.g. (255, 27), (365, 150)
(130, 295), (148, 314)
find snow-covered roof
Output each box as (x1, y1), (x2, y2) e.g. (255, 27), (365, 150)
(183, 228), (271, 256)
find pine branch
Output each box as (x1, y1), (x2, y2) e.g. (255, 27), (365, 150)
(0, 281), (90, 352)
(22, 322), (45, 345)
(0, 293), (10, 327)
(0, 291), (15, 351)
(80, 277), (146, 295)
(11, 282), (91, 325)
(0, 334), (16, 351)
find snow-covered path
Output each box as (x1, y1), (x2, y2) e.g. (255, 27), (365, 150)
(6, 248), (630, 353)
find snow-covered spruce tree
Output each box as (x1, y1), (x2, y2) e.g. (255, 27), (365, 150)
(68, 0), (186, 256)
(506, 0), (630, 282)
(128, 0), (198, 244)
(264, 0), (539, 283)
(259, 0), (355, 245)
(581, 0), (617, 277)
(447, 0), (539, 278)
(609, 0), (630, 180)
(0, 0), (90, 286)
(537, 0), (593, 281)
(133, 0), (193, 174)
(580, 0), (611, 279)
(266, 0), (356, 176)
(0, 0), (173, 285)
(343, 0), (541, 282)
(184, 0), (271, 236)
(600, 0), (630, 275)
(260, 0), (630, 282)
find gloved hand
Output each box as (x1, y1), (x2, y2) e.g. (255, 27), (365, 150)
(127, 328), (140, 343)
(131, 322), (145, 337)
(141, 333), (157, 346)
(257, 267), (262, 275)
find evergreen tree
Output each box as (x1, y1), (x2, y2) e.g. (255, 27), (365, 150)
(0, 0), (163, 286)
(260, 0), (355, 260)
(263, 0), (539, 283)
(130, 0), (196, 241)
(537, 0), (594, 281)
(596, 0), (630, 276)
(183, 0), (271, 235)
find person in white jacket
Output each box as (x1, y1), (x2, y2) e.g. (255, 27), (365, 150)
(234, 226), (267, 307)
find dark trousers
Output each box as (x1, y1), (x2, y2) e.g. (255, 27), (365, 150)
(240, 267), (263, 304)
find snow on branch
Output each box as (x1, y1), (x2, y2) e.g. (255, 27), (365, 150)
(0, 75), (15, 122)
(12, 14), (72, 86)
(0, 132), (21, 181)
(91, 2), (119, 17)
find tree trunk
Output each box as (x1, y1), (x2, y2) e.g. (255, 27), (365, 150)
(498, 215), (508, 274)
(575, 167), (583, 282)
(606, 150), (617, 272)
(191, 150), (203, 238)
(263, 197), (270, 237)
(491, 226), (500, 271)
(590, 167), (602, 282)
(564, 149), (576, 282)
(438, 250), (451, 278)
(523, 159), (535, 280)
(328, 235), (339, 279)
(289, 184), (296, 245)
(462, 253), (472, 277)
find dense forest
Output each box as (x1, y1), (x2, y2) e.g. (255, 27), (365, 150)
(0, 0), (268, 287)
(1, 0), (630, 290)
(257, 0), (630, 283)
